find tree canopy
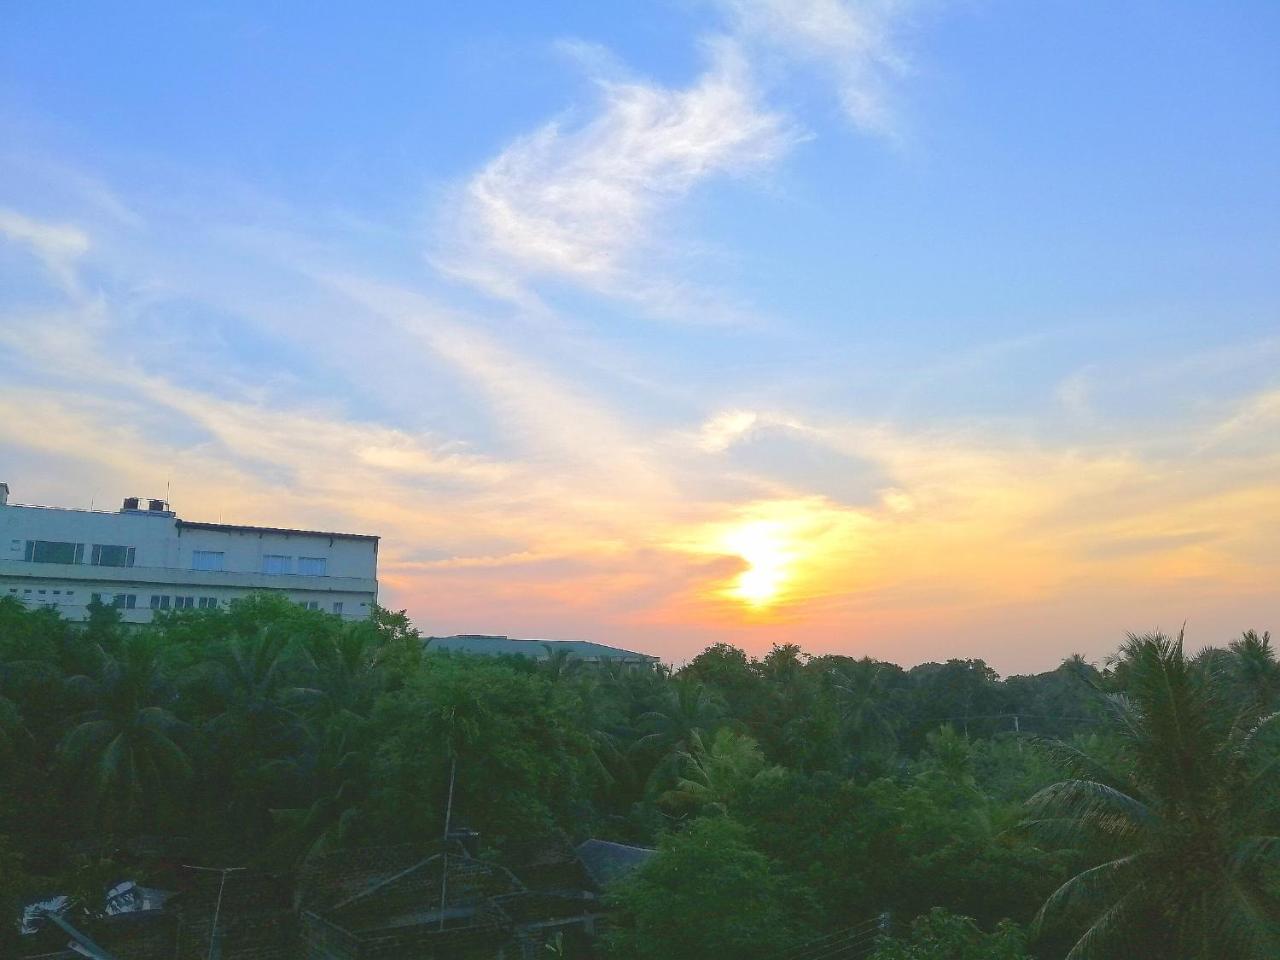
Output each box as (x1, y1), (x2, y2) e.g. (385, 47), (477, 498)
(1, 593), (1275, 958)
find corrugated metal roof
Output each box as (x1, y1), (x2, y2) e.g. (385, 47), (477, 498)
(426, 635), (657, 662)
(575, 840), (655, 889)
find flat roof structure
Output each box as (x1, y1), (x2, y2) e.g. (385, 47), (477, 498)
(1, 483), (379, 623)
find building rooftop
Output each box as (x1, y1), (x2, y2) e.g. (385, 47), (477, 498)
(426, 634), (657, 662)
(176, 519), (379, 542)
(574, 840), (655, 889)
(0, 484), (377, 542)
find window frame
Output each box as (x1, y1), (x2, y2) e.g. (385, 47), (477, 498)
(191, 550), (225, 572)
(24, 540), (85, 564)
(91, 544), (136, 568)
(261, 554), (293, 576)
(297, 556), (328, 576)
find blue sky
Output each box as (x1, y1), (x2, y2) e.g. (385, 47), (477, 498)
(2, 1), (1278, 670)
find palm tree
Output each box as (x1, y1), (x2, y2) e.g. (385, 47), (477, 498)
(0, 694), (25, 770)
(1230, 630), (1278, 713)
(202, 627), (313, 748)
(541, 645), (582, 684)
(660, 727), (769, 817)
(636, 678), (725, 792)
(827, 659), (897, 756)
(301, 625), (387, 721)
(58, 634), (191, 832)
(192, 627), (317, 840)
(1026, 632), (1280, 959)
(269, 720), (370, 868)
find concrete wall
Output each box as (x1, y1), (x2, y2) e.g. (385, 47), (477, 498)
(0, 501), (378, 622)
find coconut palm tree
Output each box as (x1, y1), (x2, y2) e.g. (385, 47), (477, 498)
(1026, 632), (1280, 959)
(1230, 630), (1279, 713)
(269, 720), (370, 867)
(0, 694), (24, 770)
(58, 634), (191, 832)
(828, 659), (898, 756)
(541, 645), (582, 684)
(660, 727), (769, 817)
(300, 625), (388, 722)
(202, 627), (313, 748)
(636, 678), (726, 793)
(191, 626), (318, 840)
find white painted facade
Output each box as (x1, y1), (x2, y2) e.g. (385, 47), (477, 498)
(0, 484), (378, 623)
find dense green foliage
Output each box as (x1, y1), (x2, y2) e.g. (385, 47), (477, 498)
(1, 594), (1276, 958)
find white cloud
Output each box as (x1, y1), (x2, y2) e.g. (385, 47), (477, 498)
(441, 38), (794, 302)
(698, 409), (761, 451)
(0, 208), (90, 291)
(717, 0), (909, 135)
(693, 408), (814, 452)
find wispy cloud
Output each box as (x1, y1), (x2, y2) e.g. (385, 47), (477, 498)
(438, 38), (795, 311)
(3, 141), (1278, 671)
(0, 208), (90, 292)
(716, 0), (911, 136)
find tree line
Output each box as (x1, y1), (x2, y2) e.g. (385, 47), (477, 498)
(1, 593), (1277, 958)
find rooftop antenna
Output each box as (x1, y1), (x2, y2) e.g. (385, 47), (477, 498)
(182, 864), (246, 960)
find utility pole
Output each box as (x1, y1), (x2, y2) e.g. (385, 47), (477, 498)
(182, 865), (245, 960)
(439, 756), (457, 931)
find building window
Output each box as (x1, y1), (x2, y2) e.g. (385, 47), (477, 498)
(24, 540), (84, 564)
(332, 601), (343, 614)
(197, 596), (219, 609)
(297, 557), (327, 576)
(262, 555), (293, 575)
(92, 593), (134, 609)
(192, 550), (225, 572)
(149, 595), (171, 610)
(300, 600), (320, 611)
(91, 544), (136, 567)
(174, 596), (195, 610)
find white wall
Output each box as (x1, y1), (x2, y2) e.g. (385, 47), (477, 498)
(0, 501), (378, 622)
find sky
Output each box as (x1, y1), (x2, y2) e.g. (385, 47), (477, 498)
(1, 1), (1278, 673)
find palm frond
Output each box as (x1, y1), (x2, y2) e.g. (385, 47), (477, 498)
(1026, 779), (1152, 843)
(1034, 853), (1141, 937)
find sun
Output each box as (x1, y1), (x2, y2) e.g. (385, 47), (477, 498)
(722, 520), (793, 608)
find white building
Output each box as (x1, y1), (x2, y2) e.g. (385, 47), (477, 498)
(0, 482), (379, 622)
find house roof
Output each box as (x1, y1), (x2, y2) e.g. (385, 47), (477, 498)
(426, 635), (657, 662)
(574, 840), (655, 889)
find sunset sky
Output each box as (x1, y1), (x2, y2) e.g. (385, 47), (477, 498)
(2, 2), (1278, 672)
